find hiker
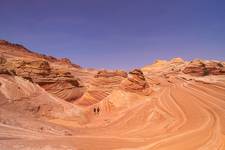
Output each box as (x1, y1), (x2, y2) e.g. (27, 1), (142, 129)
(97, 107), (100, 114)
(93, 107), (96, 114)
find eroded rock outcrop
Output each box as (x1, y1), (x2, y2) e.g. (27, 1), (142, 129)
(183, 60), (225, 76)
(204, 61), (225, 75)
(75, 70), (127, 106)
(120, 69), (151, 94)
(142, 57), (186, 75)
(0, 56), (15, 75)
(170, 57), (184, 63)
(0, 56), (84, 102)
(95, 70), (127, 78)
(0, 40), (80, 68)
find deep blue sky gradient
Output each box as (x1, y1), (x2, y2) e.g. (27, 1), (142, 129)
(0, 0), (225, 70)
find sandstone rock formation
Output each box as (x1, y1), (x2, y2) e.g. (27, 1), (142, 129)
(0, 56), (84, 102)
(120, 69), (151, 94)
(170, 57), (184, 63)
(0, 40), (80, 68)
(183, 59), (225, 76)
(141, 57), (186, 75)
(75, 70), (127, 106)
(0, 56), (15, 75)
(1, 40), (225, 150)
(204, 61), (225, 75)
(95, 70), (127, 78)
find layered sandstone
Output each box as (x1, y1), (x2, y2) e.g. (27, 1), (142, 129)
(95, 70), (127, 78)
(75, 70), (127, 106)
(183, 59), (225, 76)
(141, 57), (186, 75)
(1, 40), (225, 150)
(0, 56), (84, 102)
(120, 69), (151, 95)
(0, 40), (80, 68)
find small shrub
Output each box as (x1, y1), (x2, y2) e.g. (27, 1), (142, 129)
(203, 69), (209, 76)
(218, 63), (223, 67)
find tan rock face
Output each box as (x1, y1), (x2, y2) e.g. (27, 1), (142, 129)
(183, 60), (225, 76)
(0, 56), (15, 75)
(205, 61), (225, 75)
(183, 60), (206, 76)
(120, 69), (150, 94)
(0, 56), (7, 64)
(75, 70), (127, 106)
(95, 70), (127, 78)
(170, 57), (184, 63)
(0, 56), (84, 102)
(0, 40), (85, 102)
(58, 58), (81, 68)
(13, 60), (51, 77)
(0, 40), (80, 68)
(0, 40), (31, 53)
(141, 57), (186, 75)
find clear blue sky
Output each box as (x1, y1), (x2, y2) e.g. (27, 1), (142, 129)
(0, 0), (225, 70)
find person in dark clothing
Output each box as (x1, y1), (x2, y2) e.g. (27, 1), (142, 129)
(93, 107), (96, 114)
(97, 107), (100, 114)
